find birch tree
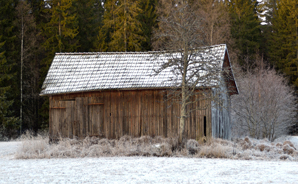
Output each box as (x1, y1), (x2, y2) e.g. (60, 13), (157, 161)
(15, 0), (38, 133)
(153, 0), (228, 145)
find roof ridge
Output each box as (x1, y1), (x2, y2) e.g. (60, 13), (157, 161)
(55, 44), (227, 55)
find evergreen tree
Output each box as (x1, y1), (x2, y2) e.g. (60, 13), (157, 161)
(0, 40), (19, 139)
(42, 0), (79, 53)
(75, 0), (105, 52)
(139, 0), (157, 51)
(41, 0), (79, 79)
(269, 0), (298, 87)
(40, 0), (79, 129)
(226, 0), (262, 66)
(99, 0), (146, 52)
(95, 0), (118, 52)
(0, 0), (20, 138)
(15, 0), (42, 133)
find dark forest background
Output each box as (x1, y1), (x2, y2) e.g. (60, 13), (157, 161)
(0, 0), (297, 138)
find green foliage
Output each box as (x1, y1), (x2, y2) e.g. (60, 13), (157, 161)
(139, 0), (157, 51)
(0, 0), (20, 138)
(227, 0), (262, 66)
(0, 0), (296, 136)
(42, 0), (79, 53)
(0, 40), (19, 138)
(98, 0), (146, 52)
(75, 0), (104, 52)
(40, 0), (79, 132)
(269, 0), (298, 87)
(41, 0), (79, 81)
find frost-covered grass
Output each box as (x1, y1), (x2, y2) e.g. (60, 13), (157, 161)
(14, 132), (298, 161)
(15, 133), (179, 159)
(1, 137), (298, 183)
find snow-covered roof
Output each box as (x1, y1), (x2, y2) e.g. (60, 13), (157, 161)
(40, 44), (231, 96)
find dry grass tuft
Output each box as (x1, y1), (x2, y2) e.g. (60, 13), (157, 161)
(283, 144), (295, 155)
(255, 143), (271, 152)
(186, 139), (200, 155)
(15, 132), (298, 161)
(198, 143), (230, 158)
(194, 138), (233, 158)
(15, 133), (178, 159)
(283, 141), (296, 150)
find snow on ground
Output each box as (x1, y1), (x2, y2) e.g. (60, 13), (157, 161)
(1, 139), (298, 184)
(0, 141), (21, 159)
(290, 136), (298, 148)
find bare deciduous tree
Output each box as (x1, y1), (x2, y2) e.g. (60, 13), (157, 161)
(153, 0), (229, 145)
(231, 66), (297, 141)
(198, 0), (231, 46)
(15, 1), (40, 133)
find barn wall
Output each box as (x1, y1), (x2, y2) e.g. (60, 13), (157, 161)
(49, 89), (212, 140)
(211, 78), (231, 140)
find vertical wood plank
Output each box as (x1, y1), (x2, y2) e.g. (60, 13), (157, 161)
(208, 97), (212, 138)
(163, 92), (167, 137)
(76, 97), (88, 139)
(138, 91), (142, 137)
(158, 91), (164, 137)
(191, 97), (196, 139)
(118, 91), (123, 138)
(49, 97), (53, 139)
(149, 90), (154, 137)
(103, 92), (111, 138)
(110, 91), (116, 139)
(129, 91), (134, 137)
(166, 91), (173, 137)
(66, 101), (74, 138)
(154, 90), (160, 136)
(142, 91), (148, 135)
(173, 96), (179, 137)
(123, 91), (129, 136)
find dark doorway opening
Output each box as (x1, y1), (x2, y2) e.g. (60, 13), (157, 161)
(204, 116), (206, 136)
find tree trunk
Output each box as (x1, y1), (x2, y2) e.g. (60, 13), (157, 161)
(178, 46), (188, 145)
(20, 11), (24, 134)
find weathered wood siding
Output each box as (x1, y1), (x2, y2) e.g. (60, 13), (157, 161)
(49, 89), (212, 140)
(211, 78), (231, 140)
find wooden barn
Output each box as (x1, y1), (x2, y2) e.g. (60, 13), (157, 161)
(40, 44), (238, 141)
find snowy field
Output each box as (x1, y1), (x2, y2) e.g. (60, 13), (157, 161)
(0, 137), (298, 184)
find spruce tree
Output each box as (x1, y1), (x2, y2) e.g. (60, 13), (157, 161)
(227, 0), (262, 66)
(269, 0), (298, 87)
(99, 0), (146, 52)
(41, 0), (79, 77)
(75, 0), (104, 52)
(42, 0), (79, 53)
(40, 0), (79, 129)
(0, 0), (20, 138)
(0, 40), (19, 138)
(139, 0), (157, 51)
(95, 0), (118, 52)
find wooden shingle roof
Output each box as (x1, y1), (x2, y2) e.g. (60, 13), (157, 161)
(40, 44), (234, 96)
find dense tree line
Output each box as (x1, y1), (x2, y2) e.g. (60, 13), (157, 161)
(0, 0), (297, 139)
